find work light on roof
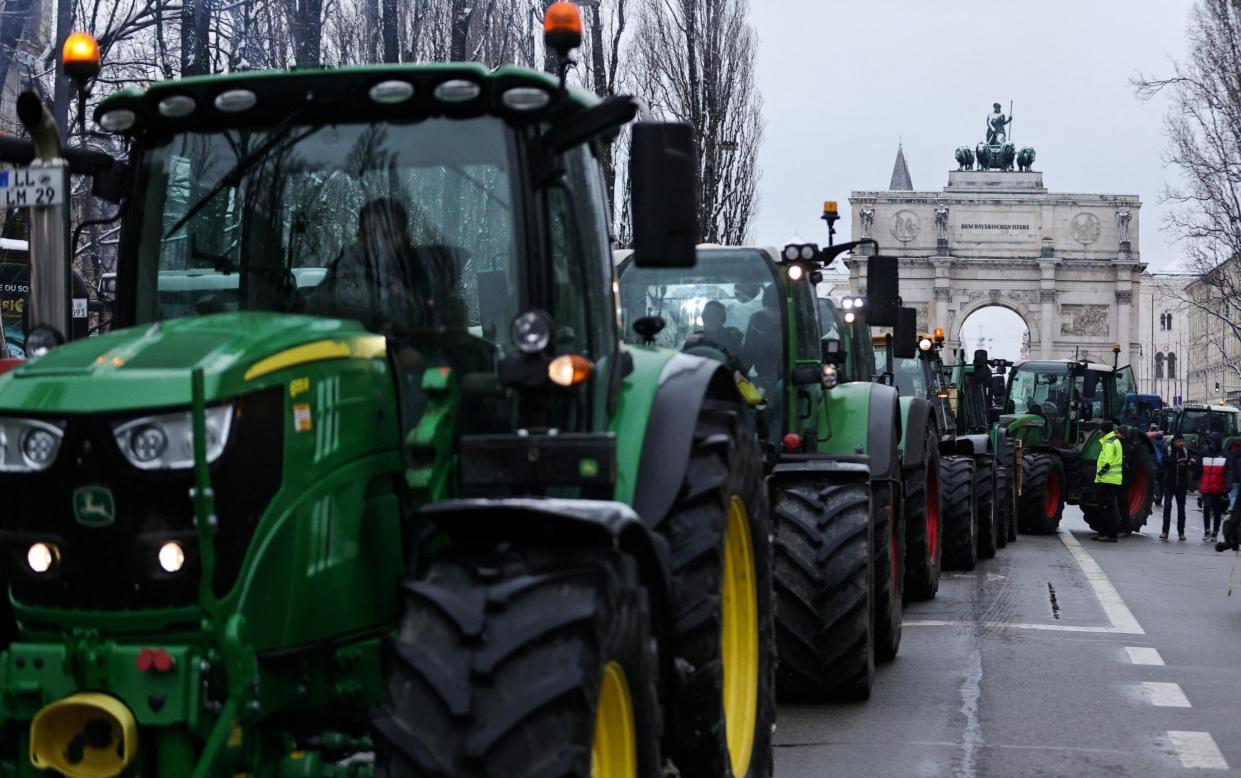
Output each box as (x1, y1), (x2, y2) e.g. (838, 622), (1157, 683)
(841, 298), (854, 310)
(98, 109), (135, 133)
(434, 79), (481, 103)
(502, 87), (552, 111)
(368, 80), (415, 104)
(157, 95), (196, 118)
(214, 89), (257, 113)
(783, 245), (799, 261)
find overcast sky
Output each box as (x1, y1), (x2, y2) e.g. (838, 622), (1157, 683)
(750, 0), (1196, 271)
(749, 0), (1198, 355)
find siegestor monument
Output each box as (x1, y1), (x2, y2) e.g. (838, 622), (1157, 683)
(847, 102), (1143, 367)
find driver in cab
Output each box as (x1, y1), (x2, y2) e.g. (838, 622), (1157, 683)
(685, 300), (747, 371)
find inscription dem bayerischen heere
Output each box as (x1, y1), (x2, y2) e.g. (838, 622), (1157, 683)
(959, 223), (1032, 230)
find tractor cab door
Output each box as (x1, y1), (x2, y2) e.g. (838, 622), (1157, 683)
(1109, 366), (1139, 427)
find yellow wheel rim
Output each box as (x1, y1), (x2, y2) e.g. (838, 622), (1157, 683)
(721, 496), (759, 777)
(590, 661), (637, 778)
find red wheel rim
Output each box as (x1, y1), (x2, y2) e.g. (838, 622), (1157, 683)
(1044, 472), (1060, 518)
(926, 464), (940, 561)
(1128, 464), (1147, 516)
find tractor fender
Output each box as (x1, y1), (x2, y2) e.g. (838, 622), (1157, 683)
(768, 456), (870, 486)
(901, 396), (937, 470)
(867, 382), (902, 482)
(631, 353), (743, 526)
(941, 435), (978, 457)
(958, 434), (990, 456)
(415, 497), (674, 656)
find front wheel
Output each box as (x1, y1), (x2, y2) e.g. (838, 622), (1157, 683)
(1125, 443), (1156, 530)
(772, 478), (875, 701)
(1018, 452), (1065, 534)
(904, 433), (942, 601)
(373, 545), (661, 778)
(995, 465), (1010, 550)
(975, 454), (997, 560)
(941, 455), (978, 570)
(662, 399), (775, 778)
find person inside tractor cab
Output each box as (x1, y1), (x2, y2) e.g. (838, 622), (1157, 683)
(742, 284), (781, 390)
(685, 300), (747, 372)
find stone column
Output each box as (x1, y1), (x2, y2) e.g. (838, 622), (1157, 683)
(934, 287), (951, 333)
(1116, 289), (1133, 366)
(1039, 260), (1059, 360)
(1040, 290), (1057, 359)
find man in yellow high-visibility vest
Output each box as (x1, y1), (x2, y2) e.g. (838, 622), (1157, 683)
(1092, 421), (1124, 542)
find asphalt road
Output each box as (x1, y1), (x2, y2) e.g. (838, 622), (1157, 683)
(775, 503), (1241, 777)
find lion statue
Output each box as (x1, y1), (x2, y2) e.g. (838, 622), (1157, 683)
(975, 142), (992, 170)
(1017, 147), (1037, 172)
(954, 146), (975, 171)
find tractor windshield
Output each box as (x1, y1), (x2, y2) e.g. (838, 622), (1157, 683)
(131, 117), (522, 346)
(1175, 409), (1238, 436)
(873, 346), (938, 398)
(618, 249), (784, 389)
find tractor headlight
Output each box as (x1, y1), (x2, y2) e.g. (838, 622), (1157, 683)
(822, 365), (838, 389)
(511, 311), (553, 354)
(26, 542), (58, 574)
(0, 418), (65, 472)
(111, 406), (233, 471)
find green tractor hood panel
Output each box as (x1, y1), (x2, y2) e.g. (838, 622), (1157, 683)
(0, 313), (382, 413)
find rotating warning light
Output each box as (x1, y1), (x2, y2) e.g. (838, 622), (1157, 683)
(544, 2), (583, 51)
(933, 327), (945, 343)
(62, 32), (100, 84)
(823, 200), (839, 217)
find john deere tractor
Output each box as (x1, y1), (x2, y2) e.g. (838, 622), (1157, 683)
(0, 8), (778, 777)
(1001, 353), (1158, 534)
(948, 349), (1018, 549)
(618, 241), (912, 702)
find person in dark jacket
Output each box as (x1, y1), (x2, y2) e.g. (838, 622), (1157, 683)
(1225, 438), (1241, 511)
(1160, 434), (1194, 541)
(1199, 433), (1228, 542)
(1153, 430), (1167, 507)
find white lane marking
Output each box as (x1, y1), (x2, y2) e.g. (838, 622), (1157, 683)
(1143, 682), (1191, 707)
(1125, 646), (1165, 666)
(904, 619), (1124, 634)
(1168, 731), (1229, 769)
(956, 640), (984, 778)
(1058, 530), (1145, 635)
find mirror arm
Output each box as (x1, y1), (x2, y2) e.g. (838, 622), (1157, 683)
(818, 238), (878, 265)
(543, 95), (640, 154)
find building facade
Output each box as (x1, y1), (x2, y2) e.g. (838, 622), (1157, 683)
(1184, 261), (1241, 405)
(1136, 273), (1192, 404)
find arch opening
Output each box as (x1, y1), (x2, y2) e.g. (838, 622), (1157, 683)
(957, 305), (1031, 363)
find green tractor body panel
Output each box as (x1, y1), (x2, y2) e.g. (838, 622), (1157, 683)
(609, 346), (680, 505)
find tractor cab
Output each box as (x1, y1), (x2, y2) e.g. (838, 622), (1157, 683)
(873, 330), (957, 441)
(1170, 403), (1241, 457)
(1004, 360), (1138, 448)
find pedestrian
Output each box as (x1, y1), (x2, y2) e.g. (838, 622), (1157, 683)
(1198, 433), (1228, 542)
(1159, 434), (1193, 541)
(1153, 430), (1167, 508)
(1091, 421), (1125, 543)
(1225, 438), (1241, 511)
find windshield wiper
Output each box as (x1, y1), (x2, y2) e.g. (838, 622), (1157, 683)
(163, 111), (319, 241)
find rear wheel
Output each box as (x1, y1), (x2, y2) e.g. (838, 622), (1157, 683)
(1018, 452), (1065, 534)
(975, 455), (997, 560)
(1125, 443), (1156, 530)
(873, 480), (903, 662)
(904, 433), (942, 601)
(373, 545), (661, 778)
(994, 465), (1010, 550)
(661, 399), (774, 778)
(772, 478), (874, 702)
(941, 455), (978, 570)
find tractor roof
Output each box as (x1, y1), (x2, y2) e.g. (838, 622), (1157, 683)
(95, 63), (598, 137)
(1180, 403), (1240, 413)
(1012, 359), (1114, 373)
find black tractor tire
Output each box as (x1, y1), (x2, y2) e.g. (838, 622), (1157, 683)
(994, 465), (1010, 550)
(659, 398), (775, 778)
(941, 455), (978, 570)
(372, 545), (661, 778)
(772, 478), (875, 702)
(872, 480), (903, 663)
(1124, 443), (1156, 530)
(1018, 452), (1065, 534)
(975, 455), (998, 560)
(903, 433), (943, 601)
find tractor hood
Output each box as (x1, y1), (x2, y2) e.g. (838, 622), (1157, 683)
(0, 313), (383, 414)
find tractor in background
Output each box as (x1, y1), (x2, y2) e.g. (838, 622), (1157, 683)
(949, 349), (1018, 548)
(1001, 351), (1158, 534)
(618, 239), (913, 702)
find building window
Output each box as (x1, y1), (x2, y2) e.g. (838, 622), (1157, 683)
(1160, 312), (1173, 331)
(1167, 351), (1177, 379)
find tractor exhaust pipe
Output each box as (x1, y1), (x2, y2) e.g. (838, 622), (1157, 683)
(16, 91), (72, 348)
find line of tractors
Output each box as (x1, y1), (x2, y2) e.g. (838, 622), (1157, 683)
(0, 5), (1156, 776)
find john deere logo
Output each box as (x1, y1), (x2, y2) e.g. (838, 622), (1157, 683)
(73, 486), (115, 527)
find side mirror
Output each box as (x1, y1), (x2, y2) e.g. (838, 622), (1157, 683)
(866, 254), (900, 326)
(631, 122), (698, 268)
(891, 306), (917, 359)
(821, 337), (845, 365)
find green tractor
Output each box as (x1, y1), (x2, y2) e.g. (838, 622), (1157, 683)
(947, 349), (1018, 549)
(617, 241), (913, 702)
(1001, 354), (1158, 534)
(1167, 402), (1241, 473)
(872, 331), (996, 574)
(0, 9), (779, 777)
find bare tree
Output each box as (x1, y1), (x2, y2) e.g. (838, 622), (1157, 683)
(631, 0), (762, 244)
(1135, 0), (1241, 384)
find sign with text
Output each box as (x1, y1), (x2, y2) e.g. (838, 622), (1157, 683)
(0, 167), (64, 208)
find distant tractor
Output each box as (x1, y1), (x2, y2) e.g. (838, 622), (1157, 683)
(1001, 353), (1158, 534)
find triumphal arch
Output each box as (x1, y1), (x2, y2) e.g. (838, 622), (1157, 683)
(846, 107), (1144, 366)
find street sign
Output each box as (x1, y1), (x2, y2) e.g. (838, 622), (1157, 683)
(0, 167), (64, 208)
